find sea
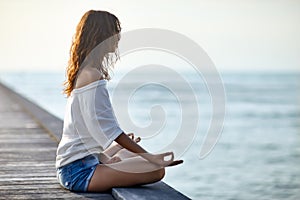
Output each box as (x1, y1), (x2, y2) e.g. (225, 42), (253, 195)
(0, 70), (299, 200)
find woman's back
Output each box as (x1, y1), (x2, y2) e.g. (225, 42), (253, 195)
(75, 66), (102, 89)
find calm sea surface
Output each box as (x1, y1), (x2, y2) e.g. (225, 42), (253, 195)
(0, 70), (299, 200)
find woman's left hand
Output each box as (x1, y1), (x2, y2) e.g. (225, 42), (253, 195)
(142, 152), (175, 167)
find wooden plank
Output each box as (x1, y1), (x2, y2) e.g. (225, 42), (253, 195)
(112, 182), (191, 200)
(0, 191), (114, 200)
(0, 82), (115, 199)
(0, 81), (191, 200)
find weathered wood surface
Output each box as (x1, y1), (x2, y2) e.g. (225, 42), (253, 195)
(112, 182), (190, 200)
(0, 82), (114, 200)
(0, 82), (191, 200)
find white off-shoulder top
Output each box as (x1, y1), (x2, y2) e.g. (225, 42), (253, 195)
(56, 80), (123, 168)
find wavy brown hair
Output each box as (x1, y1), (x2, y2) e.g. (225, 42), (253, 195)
(64, 10), (121, 97)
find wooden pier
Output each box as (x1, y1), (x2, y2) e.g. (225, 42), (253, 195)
(0, 82), (190, 200)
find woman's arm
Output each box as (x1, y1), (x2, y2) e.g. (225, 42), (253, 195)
(115, 133), (148, 154)
(115, 133), (176, 167)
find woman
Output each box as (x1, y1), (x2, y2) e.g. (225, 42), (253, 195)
(56, 10), (183, 193)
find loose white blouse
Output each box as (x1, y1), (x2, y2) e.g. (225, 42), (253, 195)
(56, 80), (123, 168)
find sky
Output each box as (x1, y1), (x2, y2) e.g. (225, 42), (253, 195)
(0, 0), (299, 72)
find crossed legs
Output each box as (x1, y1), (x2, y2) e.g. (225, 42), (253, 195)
(89, 135), (165, 192)
(99, 134), (141, 164)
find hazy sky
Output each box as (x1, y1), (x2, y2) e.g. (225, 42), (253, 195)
(0, 0), (299, 72)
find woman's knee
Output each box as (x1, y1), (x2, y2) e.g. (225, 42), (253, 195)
(153, 168), (165, 181)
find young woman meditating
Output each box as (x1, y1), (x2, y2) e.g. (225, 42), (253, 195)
(56, 10), (183, 192)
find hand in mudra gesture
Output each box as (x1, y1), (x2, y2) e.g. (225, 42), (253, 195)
(143, 152), (183, 167)
(110, 132), (184, 167)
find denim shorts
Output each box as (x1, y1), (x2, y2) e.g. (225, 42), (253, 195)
(57, 154), (100, 192)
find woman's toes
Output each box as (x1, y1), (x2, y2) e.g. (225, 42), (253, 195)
(99, 152), (110, 163)
(107, 156), (122, 164)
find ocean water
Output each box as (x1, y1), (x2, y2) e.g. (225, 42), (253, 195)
(0, 70), (299, 200)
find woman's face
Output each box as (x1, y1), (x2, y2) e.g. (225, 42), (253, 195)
(109, 33), (120, 52)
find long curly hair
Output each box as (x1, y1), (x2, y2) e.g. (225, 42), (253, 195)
(64, 10), (121, 97)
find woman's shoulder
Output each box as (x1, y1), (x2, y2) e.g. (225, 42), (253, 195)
(75, 67), (102, 89)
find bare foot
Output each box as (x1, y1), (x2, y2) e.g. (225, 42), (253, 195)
(99, 152), (110, 164)
(99, 152), (122, 164)
(106, 156), (122, 164)
(100, 133), (141, 164)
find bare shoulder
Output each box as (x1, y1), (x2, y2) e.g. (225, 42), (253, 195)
(75, 67), (102, 89)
